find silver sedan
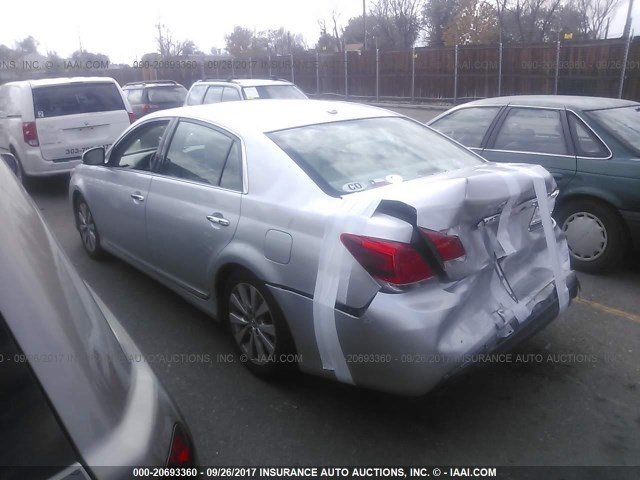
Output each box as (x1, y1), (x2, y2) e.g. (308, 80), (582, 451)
(69, 100), (577, 395)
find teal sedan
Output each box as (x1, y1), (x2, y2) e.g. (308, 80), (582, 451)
(429, 95), (640, 273)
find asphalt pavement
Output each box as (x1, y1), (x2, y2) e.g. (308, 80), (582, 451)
(27, 106), (640, 466)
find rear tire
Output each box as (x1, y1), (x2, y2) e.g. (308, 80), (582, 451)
(556, 198), (628, 273)
(222, 270), (295, 377)
(74, 196), (106, 260)
(10, 149), (32, 189)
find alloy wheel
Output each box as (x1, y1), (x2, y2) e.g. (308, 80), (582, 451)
(77, 202), (98, 253)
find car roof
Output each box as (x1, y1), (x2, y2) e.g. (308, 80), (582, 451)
(6, 76), (119, 88)
(123, 80), (184, 89)
(461, 95), (639, 111)
(196, 78), (294, 87)
(144, 99), (400, 134)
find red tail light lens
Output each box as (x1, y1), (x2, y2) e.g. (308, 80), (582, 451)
(22, 122), (39, 146)
(166, 423), (194, 467)
(340, 234), (433, 285)
(128, 112), (136, 124)
(420, 228), (466, 262)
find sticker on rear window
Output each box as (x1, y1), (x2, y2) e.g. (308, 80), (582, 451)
(244, 87), (260, 99)
(342, 181), (366, 192)
(37, 111), (44, 118)
(385, 174), (403, 184)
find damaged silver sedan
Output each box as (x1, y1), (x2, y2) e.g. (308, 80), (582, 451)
(69, 100), (577, 395)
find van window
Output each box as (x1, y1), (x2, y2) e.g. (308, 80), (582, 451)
(32, 82), (125, 118)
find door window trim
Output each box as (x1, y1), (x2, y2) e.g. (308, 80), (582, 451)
(154, 117), (248, 194)
(484, 105), (576, 158)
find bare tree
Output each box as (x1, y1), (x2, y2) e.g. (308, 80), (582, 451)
(574, 0), (620, 39)
(372, 0), (424, 48)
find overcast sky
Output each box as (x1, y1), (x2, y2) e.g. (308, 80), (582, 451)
(1, 0), (639, 64)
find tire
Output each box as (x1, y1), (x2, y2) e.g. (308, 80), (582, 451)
(74, 196), (106, 260)
(222, 270), (295, 377)
(10, 149), (32, 189)
(556, 198), (628, 273)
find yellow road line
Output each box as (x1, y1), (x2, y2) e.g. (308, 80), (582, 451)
(575, 297), (640, 324)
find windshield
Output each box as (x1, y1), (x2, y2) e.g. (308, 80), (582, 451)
(587, 105), (640, 154)
(268, 117), (484, 195)
(243, 85), (307, 100)
(148, 86), (187, 104)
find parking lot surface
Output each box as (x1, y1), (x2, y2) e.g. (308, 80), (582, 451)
(28, 106), (640, 466)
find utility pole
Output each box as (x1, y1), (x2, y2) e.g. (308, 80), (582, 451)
(363, 0), (367, 50)
(623, 0), (635, 39)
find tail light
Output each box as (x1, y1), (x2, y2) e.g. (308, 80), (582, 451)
(22, 122), (39, 146)
(341, 230), (465, 287)
(141, 104), (158, 114)
(341, 234), (433, 285)
(128, 112), (136, 124)
(419, 228), (466, 262)
(166, 423), (194, 467)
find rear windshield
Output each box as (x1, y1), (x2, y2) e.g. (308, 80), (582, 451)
(148, 86), (187, 104)
(32, 82), (125, 118)
(587, 105), (640, 154)
(268, 117), (484, 195)
(243, 85), (307, 100)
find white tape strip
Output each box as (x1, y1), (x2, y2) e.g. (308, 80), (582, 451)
(495, 171), (520, 257)
(313, 194), (381, 383)
(523, 165), (570, 312)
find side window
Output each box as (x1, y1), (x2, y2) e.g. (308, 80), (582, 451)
(220, 141), (243, 191)
(186, 85), (208, 105)
(221, 87), (241, 102)
(568, 113), (609, 158)
(161, 121), (235, 186)
(126, 89), (144, 104)
(431, 107), (500, 148)
(110, 120), (169, 170)
(494, 108), (568, 155)
(202, 86), (224, 104)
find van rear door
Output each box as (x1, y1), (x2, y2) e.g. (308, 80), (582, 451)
(32, 82), (130, 161)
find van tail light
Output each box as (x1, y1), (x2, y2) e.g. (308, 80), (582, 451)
(22, 122), (39, 146)
(128, 112), (136, 124)
(141, 104), (159, 114)
(166, 423), (195, 467)
(340, 234), (434, 285)
(419, 228), (466, 262)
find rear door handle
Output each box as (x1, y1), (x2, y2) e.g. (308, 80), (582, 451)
(130, 193), (145, 202)
(207, 214), (230, 227)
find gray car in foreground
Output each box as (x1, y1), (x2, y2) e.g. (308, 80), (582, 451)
(69, 100), (577, 395)
(0, 156), (195, 477)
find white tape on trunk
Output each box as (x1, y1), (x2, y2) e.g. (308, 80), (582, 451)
(313, 194), (381, 383)
(495, 170), (520, 257)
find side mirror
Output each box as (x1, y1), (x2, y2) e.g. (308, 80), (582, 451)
(82, 147), (106, 166)
(0, 153), (18, 175)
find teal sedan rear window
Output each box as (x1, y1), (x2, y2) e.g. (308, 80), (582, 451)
(588, 106), (640, 154)
(268, 117), (484, 195)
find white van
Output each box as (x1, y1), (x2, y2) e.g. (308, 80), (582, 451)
(0, 77), (133, 184)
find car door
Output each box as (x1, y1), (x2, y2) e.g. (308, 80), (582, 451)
(145, 119), (243, 297)
(482, 106), (577, 190)
(428, 105), (503, 154)
(85, 119), (171, 264)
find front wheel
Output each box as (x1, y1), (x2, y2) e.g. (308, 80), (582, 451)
(556, 198), (628, 273)
(222, 271), (295, 377)
(75, 197), (106, 260)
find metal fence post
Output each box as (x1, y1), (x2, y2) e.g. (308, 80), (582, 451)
(231, 58), (235, 77)
(249, 57), (252, 78)
(411, 47), (416, 102)
(619, 30), (633, 98)
(554, 41), (560, 95)
(453, 45), (458, 104)
(498, 42), (503, 96)
(290, 53), (294, 82)
(376, 48), (379, 102)
(344, 50), (349, 98)
(316, 52), (320, 95)
(268, 55), (272, 77)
